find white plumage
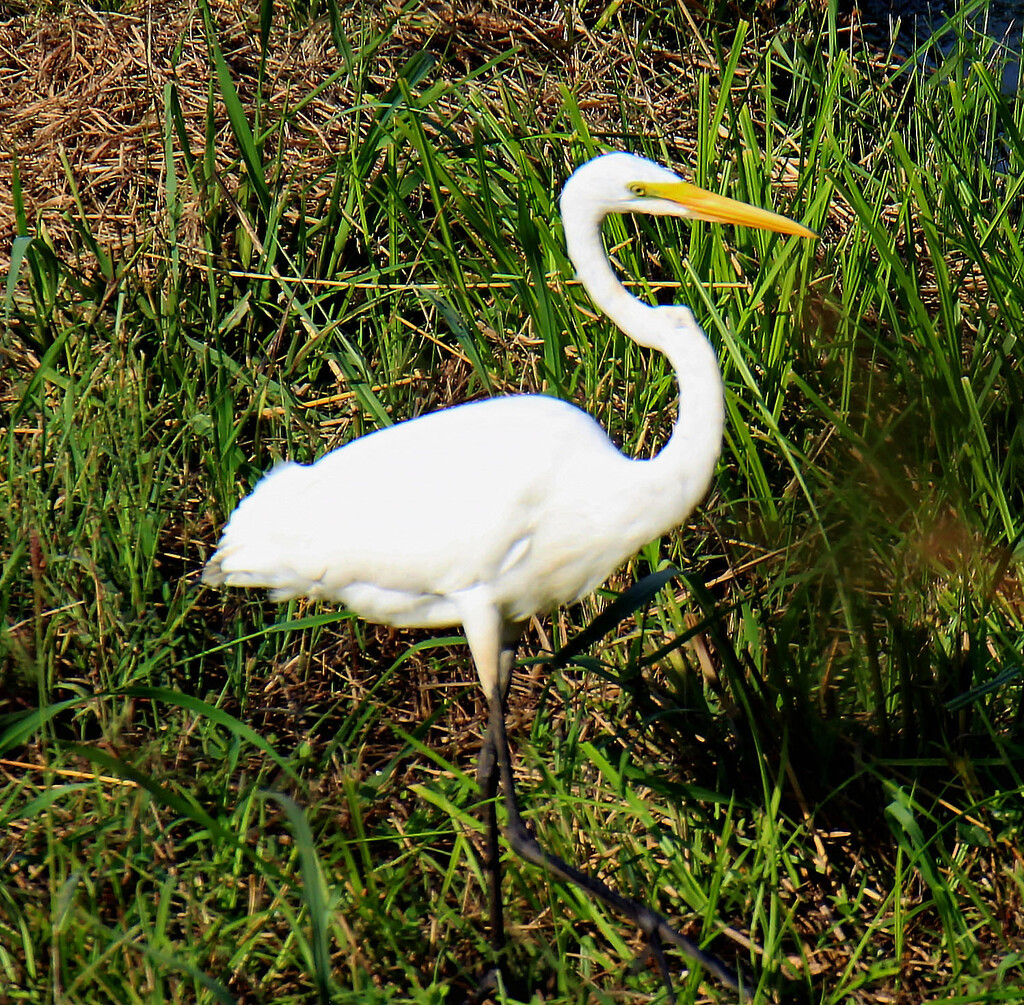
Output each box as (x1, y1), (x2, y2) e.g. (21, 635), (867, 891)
(203, 150), (815, 996)
(205, 153), (816, 685)
(205, 378), (716, 620)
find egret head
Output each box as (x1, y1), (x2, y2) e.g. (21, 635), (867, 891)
(562, 151), (817, 239)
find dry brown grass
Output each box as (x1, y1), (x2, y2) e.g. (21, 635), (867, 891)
(0, 0), (815, 275)
(1, 1), (350, 269)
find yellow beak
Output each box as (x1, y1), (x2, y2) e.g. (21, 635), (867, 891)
(646, 179), (818, 239)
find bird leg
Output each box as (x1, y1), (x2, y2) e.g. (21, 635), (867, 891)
(466, 716), (505, 1003)
(484, 685), (748, 1000)
(470, 638), (519, 999)
(476, 720), (504, 954)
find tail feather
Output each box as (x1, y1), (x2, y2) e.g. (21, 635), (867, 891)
(202, 462), (323, 596)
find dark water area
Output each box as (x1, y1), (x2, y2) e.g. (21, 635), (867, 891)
(859, 0), (1023, 90)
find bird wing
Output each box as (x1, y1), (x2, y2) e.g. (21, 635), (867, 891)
(205, 394), (630, 614)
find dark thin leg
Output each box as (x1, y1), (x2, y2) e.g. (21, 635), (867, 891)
(485, 689), (750, 1001)
(470, 642), (519, 1000)
(477, 724), (504, 952)
(466, 725), (504, 1002)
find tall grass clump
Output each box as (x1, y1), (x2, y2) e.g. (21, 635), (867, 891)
(1, 0), (1022, 1002)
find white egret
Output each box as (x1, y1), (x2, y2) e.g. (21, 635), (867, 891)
(204, 151), (816, 999)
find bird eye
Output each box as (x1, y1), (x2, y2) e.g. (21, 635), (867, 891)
(628, 183), (646, 197)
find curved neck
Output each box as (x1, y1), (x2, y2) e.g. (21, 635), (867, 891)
(653, 330), (726, 515)
(563, 208), (726, 517)
(564, 213), (661, 349)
